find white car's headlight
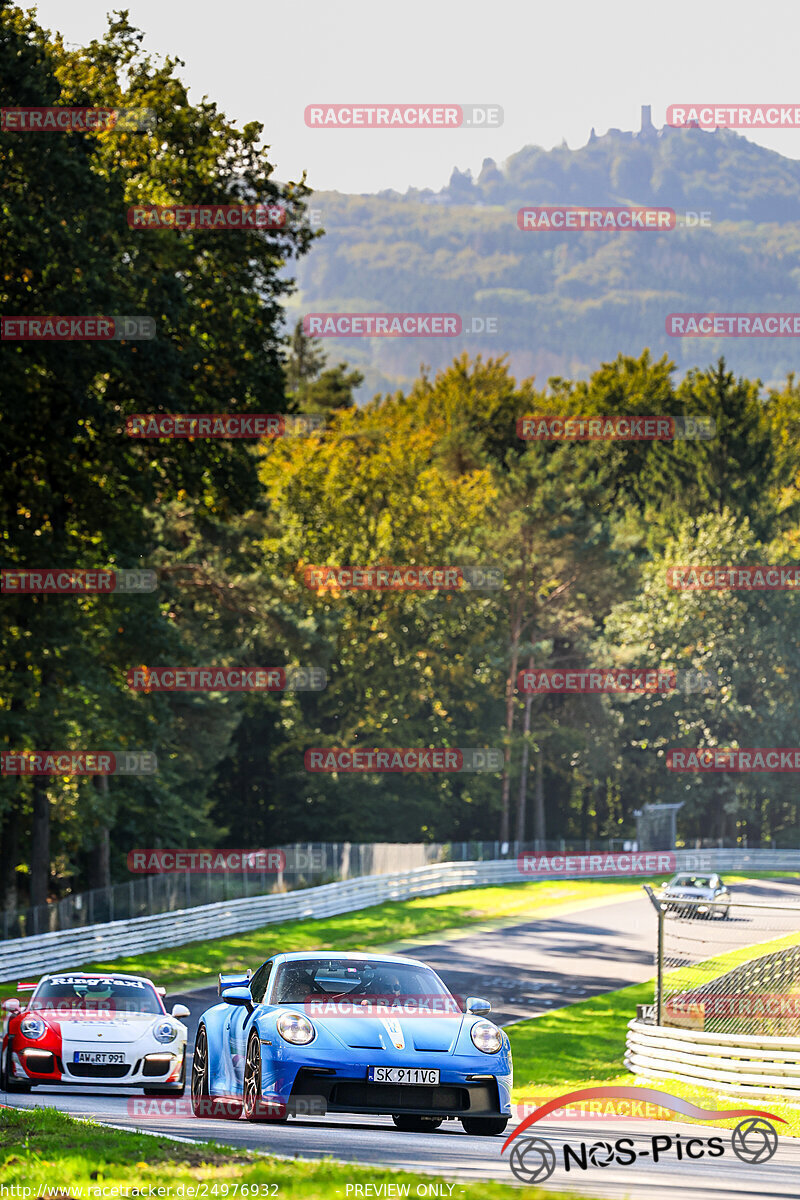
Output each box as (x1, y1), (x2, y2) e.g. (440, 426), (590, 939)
(20, 1016), (46, 1040)
(154, 1019), (179, 1044)
(470, 1020), (502, 1054)
(277, 1011), (315, 1046)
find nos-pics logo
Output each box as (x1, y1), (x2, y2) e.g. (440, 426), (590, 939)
(503, 1087), (783, 1184)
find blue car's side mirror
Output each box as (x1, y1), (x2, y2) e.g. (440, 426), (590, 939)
(465, 996), (491, 1015)
(221, 986), (253, 1008)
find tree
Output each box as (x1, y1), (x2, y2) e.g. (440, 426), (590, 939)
(283, 318), (327, 403)
(0, 4), (313, 903)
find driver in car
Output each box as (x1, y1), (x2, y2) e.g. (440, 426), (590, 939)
(275, 968), (318, 1005)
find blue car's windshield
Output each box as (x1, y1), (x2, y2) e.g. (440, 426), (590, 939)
(271, 958), (454, 1007)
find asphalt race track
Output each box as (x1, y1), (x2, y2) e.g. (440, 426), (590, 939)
(4, 881), (800, 1198)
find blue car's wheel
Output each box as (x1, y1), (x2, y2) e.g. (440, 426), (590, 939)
(243, 1032), (288, 1123)
(191, 1024), (242, 1118)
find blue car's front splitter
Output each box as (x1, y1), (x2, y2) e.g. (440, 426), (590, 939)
(260, 1054), (512, 1117)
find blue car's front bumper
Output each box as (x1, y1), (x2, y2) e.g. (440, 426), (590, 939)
(259, 1048), (512, 1117)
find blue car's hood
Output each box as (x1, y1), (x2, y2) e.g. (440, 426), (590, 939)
(318, 1013), (465, 1053)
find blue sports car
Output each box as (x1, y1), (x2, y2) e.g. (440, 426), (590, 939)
(191, 951), (512, 1134)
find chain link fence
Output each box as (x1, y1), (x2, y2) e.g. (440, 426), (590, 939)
(644, 884), (800, 1037)
(2, 837), (624, 941)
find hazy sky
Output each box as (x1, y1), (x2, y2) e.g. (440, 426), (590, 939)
(29, 0), (800, 193)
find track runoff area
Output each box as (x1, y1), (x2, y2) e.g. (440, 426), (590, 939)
(3, 864), (800, 1198)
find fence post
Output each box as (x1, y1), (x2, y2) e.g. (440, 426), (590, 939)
(643, 884), (665, 1025)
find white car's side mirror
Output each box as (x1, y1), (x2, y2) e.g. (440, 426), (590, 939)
(2, 999), (20, 1013)
(171, 1003), (190, 1019)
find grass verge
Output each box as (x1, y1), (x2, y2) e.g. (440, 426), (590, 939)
(77, 877), (647, 994)
(507, 979), (800, 1136)
(0, 1105), (579, 1198)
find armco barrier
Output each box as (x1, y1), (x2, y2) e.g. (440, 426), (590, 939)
(0, 860), (518, 983)
(0, 849), (797, 985)
(625, 1017), (800, 1099)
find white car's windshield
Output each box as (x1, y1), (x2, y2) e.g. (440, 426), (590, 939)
(31, 975), (163, 1015)
(670, 875), (713, 888)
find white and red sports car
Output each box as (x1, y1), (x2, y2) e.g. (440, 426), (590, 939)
(1, 972), (189, 1094)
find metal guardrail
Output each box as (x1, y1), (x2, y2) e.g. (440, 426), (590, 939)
(0, 860), (522, 983)
(0, 848), (797, 985)
(1, 838), (628, 941)
(625, 1017), (800, 1099)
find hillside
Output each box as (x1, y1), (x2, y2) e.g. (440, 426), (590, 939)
(294, 114), (800, 395)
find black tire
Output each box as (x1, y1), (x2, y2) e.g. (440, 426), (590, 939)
(191, 1026), (241, 1118)
(145, 1052), (186, 1097)
(392, 1114), (444, 1132)
(4, 1046), (32, 1093)
(461, 1116), (509, 1136)
(243, 1033), (287, 1122)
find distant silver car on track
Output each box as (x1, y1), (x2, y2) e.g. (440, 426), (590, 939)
(660, 872), (731, 919)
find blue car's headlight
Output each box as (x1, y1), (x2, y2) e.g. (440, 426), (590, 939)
(154, 1019), (178, 1044)
(19, 1016), (46, 1041)
(277, 1011), (315, 1045)
(470, 1020), (502, 1054)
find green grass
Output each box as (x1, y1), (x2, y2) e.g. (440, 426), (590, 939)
(76, 876), (646, 993)
(0, 1106), (580, 1198)
(664, 925), (800, 994)
(506, 978), (800, 1136)
(508, 979), (655, 1094)
(75, 869), (786, 994)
